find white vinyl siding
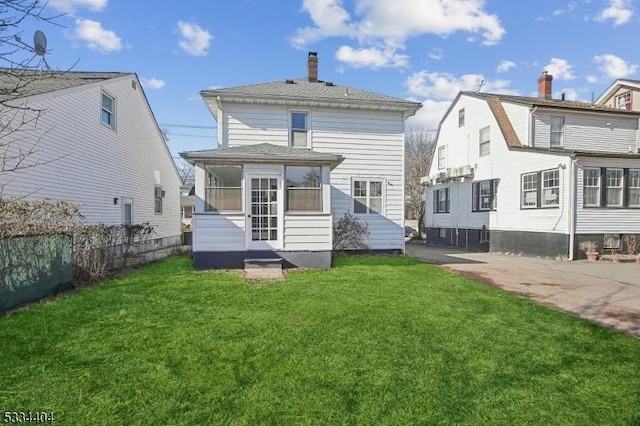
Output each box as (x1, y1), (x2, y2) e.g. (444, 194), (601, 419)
(283, 214), (332, 251)
(193, 213), (245, 251)
(0, 76), (181, 241)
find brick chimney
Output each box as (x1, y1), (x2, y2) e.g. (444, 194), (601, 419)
(308, 52), (318, 83)
(538, 71), (553, 99)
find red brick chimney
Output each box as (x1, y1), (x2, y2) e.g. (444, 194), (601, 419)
(538, 71), (553, 99)
(308, 51), (318, 83)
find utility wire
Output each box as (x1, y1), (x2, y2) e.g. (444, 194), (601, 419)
(160, 123), (216, 129)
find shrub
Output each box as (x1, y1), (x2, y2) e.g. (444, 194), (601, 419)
(333, 212), (370, 251)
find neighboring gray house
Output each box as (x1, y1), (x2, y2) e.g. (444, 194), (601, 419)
(0, 69), (182, 246)
(423, 72), (640, 259)
(181, 52), (421, 269)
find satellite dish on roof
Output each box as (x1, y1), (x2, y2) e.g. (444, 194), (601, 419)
(34, 30), (47, 56)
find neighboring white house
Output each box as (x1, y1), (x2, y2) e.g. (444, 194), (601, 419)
(0, 69), (182, 246)
(180, 52), (421, 269)
(423, 72), (640, 259)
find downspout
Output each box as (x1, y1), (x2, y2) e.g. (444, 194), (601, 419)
(568, 156), (579, 260)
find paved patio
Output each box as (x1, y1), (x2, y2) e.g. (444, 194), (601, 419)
(405, 241), (640, 338)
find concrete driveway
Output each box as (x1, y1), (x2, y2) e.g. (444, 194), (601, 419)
(405, 241), (640, 338)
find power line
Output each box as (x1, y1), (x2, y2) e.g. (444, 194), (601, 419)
(166, 133), (215, 138)
(160, 123), (216, 129)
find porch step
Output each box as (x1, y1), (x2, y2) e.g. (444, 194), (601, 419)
(244, 258), (283, 280)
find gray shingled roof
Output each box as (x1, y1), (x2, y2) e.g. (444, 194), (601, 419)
(202, 77), (421, 113)
(0, 68), (130, 101)
(465, 91), (640, 115)
(180, 143), (344, 168)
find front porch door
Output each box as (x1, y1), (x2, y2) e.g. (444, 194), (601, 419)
(246, 174), (282, 250)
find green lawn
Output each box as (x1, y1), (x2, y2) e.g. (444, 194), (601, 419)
(1, 256), (640, 425)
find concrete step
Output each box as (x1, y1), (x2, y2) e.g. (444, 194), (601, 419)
(244, 258), (283, 280)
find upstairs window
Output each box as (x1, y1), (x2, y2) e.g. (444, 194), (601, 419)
(458, 108), (465, 127)
(479, 126), (490, 157)
(286, 166), (322, 212)
(550, 116), (564, 148)
(290, 112), (309, 148)
(437, 146), (446, 170)
(615, 92), (632, 111)
(353, 179), (383, 214)
(205, 164), (242, 211)
(154, 186), (164, 214)
(101, 91), (115, 129)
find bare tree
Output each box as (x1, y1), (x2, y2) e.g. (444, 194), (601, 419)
(175, 158), (195, 187)
(405, 128), (435, 236)
(0, 0), (64, 195)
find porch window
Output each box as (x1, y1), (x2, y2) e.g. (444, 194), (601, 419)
(629, 169), (640, 207)
(550, 116), (564, 148)
(290, 111), (309, 148)
(521, 172), (538, 208)
(285, 166), (322, 212)
(583, 167), (601, 207)
(605, 168), (623, 207)
(205, 164), (242, 211)
(542, 169), (560, 207)
(353, 179), (383, 214)
(433, 187), (450, 214)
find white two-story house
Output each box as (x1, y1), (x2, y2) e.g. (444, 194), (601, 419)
(424, 72), (640, 259)
(180, 52), (421, 269)
(0, 69), (182, 246)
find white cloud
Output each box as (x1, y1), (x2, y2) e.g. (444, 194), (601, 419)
(405, 70), (514, 100)
(559, 88), (579, 101)
(141, 78), (165, 90)
(406, 99), (451, 131)
(292, 0), (506, 69)
(335, 45), (408, 68)
(594, 54), (638, 78)
(544, 58), (575, 80)
(48, 0), (107, 13)
(586, 75), (599, 83)
(595, 0), (633, 25)
(177, 21), (213, 56)
(496, 59), (516, 73)
(428, 48), (443, 60)
(74, 19), (122, 53)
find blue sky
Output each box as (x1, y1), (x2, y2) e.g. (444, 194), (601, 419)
(12, 0), (640, 157)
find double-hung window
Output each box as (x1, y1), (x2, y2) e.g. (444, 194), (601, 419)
(205, 164), (242, 211)
(458, 108), (465, 127)
(521, 172), (538, 208)
(479, 126), (490, 157)
(154, 186), (163, 214)
(550, 116), (564, 148)
(434, 188), (450, 213)
(542, 169), (560, 207)
(353, 179), (383, 214)
(629, 169), (640, 207)
(583, 168), (601, 207)
(101, 91), (115, 129)
(286, 166), (322, 212)
(616, 92), (632, 110)
(472, 179), (498, 211)
(438, 146), (446, 170)
(605, 168), (623, 207)
(290, 112), (309, 148)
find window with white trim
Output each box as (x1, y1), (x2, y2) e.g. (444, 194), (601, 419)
(437, 146), (446, 170)
(101, 91), (115, 129)
(122, 199), (133, 225)
(629, 169), (640, 207)
(433, 187), (450, 213)
(521, 172), (538, 208)
(605, 168), (623, 207)
(290, 111), (309, 148)
(479, 126), (490, 157)
(472, 179), (498, 212)
(205, 164), (242, 211)
(542, 169), (560, 207)
(615, 92), (632, 110)
(583, 168), (601, 207)
(353, 179), (383, 214)
(550, 116), (564, 148)
(458, 108), (465, 127)
(154, 186), (163, 214)
(286, 166), (322, 212)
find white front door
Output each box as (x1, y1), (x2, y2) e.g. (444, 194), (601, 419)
(246, 174), (283, 250)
